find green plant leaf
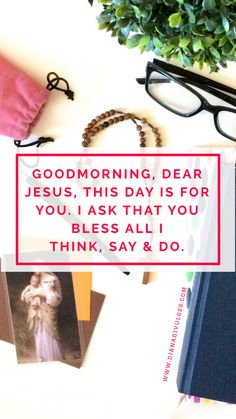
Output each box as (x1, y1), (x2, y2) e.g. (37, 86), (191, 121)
(202, 0), (216, 10)
(168, 13), (182, 28)
(179, 37), (190, 49)
(126, 34), (142, 48)
(193, 39), (203, 52)
(192, 28), (204, 36)
(210, 46), (221, 59)
(116, 6), (128, 18)
(92, 0), (235, 71)
(205, 19), (218, 31)
(202, 37), (214, 48)
(139, 34), (151, 47)
(177, 51), (191, 67)
(219, 35), (227, 47)
(132, 5), (149, 19)
(118, 18), (130, 28)
(120, 26), (130, 37)
(184, 3), (193, 13)
(161, 43), (176, 55)
(230, 45), (236, 55)
(132, 5), (141, 19)
(223, 42), (233, 55)
(139, 45), (146, 54)
(222, 17), (230, 32)
(214, 25), (225, 34)
(197, 17), (207, 25)
(153, 37), (164, 49)
(144, 40), (153, 52)
(181, 54), (192, 67)
(98, 22), (109, 29)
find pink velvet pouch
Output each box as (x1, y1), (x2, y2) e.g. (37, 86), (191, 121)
(0, 55), (50, 141)
(0, 55), (74, 146)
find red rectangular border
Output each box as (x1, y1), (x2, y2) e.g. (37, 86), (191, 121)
(16, 153), (221, 266)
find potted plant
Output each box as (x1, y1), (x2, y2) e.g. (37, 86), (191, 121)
(88, 0), (236, 71)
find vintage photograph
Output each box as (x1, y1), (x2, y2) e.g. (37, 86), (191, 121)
(5, 271), (82, 363)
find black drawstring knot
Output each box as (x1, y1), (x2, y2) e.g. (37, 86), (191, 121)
(36, 137), (55, 147)
(46, 72), (74, 100)
(14, 137), (54, 148)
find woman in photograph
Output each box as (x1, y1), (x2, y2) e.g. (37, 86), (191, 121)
(21, 272), (63, 362)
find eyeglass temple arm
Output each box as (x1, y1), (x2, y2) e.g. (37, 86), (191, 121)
(152, 59), (236, 96)
(136, 76), (236, 107)
(136, 75), (236, 96)
(136, 78), (146, 85)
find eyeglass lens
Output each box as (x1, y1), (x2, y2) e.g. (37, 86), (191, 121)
(217, 110), (236, 140)
(148, 70), (202, 115)
(148, 69), (236, 140)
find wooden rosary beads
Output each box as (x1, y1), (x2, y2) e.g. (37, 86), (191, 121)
(82, 110), (162, 147)
(82, 109), (162, 285)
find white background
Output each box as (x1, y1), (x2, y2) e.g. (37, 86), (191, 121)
(0, 1), (236, 418)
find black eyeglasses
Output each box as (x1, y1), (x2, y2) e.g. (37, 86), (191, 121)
(136, 59), (236, 142)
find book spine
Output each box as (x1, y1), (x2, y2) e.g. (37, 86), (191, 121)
(177, 272), (211, 393)
(0, 271), (14, 343)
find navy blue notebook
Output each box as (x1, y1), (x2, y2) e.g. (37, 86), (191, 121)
(177, 273), (236, 403)
(177, 165), (236, 403)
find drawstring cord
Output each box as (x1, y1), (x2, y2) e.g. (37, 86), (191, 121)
(14, 137), (54, 148)
(46, 72), (74, 100)
(14, 72), (74, 148)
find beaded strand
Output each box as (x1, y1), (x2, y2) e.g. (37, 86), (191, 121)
(81, 109), (162, 285)
(82, 110), (162, 147)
